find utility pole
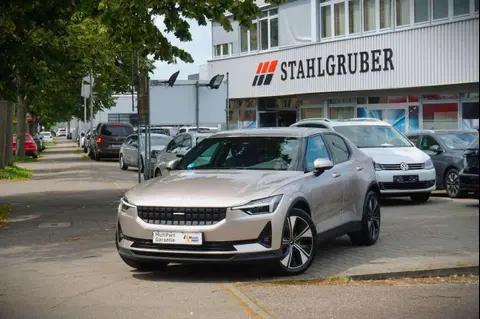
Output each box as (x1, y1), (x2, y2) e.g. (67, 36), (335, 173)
(226, 72), (230, 130)
(89, 73), (93, 131)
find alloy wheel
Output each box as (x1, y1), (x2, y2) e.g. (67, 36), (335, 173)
(367, 195), (381, 241)
(280, 216), (314, 270)
(446, 172), (460, 197)
(119, 156), (124, 169)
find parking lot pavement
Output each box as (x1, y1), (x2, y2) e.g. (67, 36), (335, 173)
(236, 281), (479, 319)
(0, 138), (479, 318)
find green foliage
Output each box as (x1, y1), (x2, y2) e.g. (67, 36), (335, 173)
(13, 155), (38, 163)
(0, 165), (32, 181)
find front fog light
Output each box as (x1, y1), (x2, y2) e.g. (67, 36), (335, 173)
(231, 195), (283, 215)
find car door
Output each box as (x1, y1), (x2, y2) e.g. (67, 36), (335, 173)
(121, 135), (135, 165)
(128, 135), (141, 166)
(177, 134), (193, 156)
(323, 133), (356, 218)
(302, 134), (345, 232)
(419, 134), (447, 184)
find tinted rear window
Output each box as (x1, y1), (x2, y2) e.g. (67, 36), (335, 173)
(101, 125), (134, 136)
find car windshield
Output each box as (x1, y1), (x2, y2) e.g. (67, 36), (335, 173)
(466, 136), (479, 149)
(334, 125), (413, 148)
(101, 125), (134, 136)
(176, 136), (301, 171)
(140, 135), (172, 146)
(438, 133), (478, 150)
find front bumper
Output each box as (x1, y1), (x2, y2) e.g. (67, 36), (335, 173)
(376, 168), (436, 195)
(116, 199), (289, 262)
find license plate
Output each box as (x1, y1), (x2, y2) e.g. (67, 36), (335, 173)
(109, 144), (121, 148)
(393, 175), (419, 183)
(152, 231), (203, 245)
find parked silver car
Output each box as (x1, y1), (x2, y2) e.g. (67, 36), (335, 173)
(119, 133), (173, 172)
(152, 131), (213, 178)
(116, 128), (380, 276)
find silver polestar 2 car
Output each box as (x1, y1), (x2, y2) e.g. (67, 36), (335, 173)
(116, 128), (381, 276)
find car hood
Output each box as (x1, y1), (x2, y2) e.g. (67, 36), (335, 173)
(125, 170), (304, 207)
(359, 147), (430, 164)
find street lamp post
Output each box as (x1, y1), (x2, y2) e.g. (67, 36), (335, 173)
(140, 71), (180, 182)
(195, 74), (225, 129)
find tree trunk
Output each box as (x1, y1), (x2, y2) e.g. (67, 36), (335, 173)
(0, 100), (7, 169)
(5, 102), (14, 166)
(16, 97), (26, 157)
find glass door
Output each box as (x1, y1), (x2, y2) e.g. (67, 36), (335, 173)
(258, 111), (277, 128)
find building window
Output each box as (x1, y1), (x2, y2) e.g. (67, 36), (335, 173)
(414, 0), (430, 23)
(380, 0), (393, 28)
(454, 0), (471, 15)
(329, 107), (355, 119)
(301, 107), (325, 119)
(396, 0), (411, 26)
(321, 5), (332, 37)
(423, 103), (459, 129)
(259, 9), (279, 50)
(214, 43), (233, 57)
(364, 0), (377, 31)
(334, 2), (346, 36)
(433, 0), (450, 19)
(348, 0), (362, 34)
(476, 0), (479, 12)
(240, 23), (258, 53)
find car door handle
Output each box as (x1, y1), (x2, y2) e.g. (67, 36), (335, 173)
(356, 166), (363, 171)
(332, 172), (342, 178)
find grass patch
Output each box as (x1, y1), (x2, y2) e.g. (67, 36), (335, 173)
(0, 165), (32, 181)
(44, 142), (56, 146)
(13, 155), (38, 163)
(81, 154), (89, 161)
(0, 204), (12, 229)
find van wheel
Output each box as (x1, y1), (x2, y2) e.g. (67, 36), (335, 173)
(445, 168), (466, 198)
(119, 155), (128, 170)
(155, 169), (162, 177)
(349, 190), (381, 246)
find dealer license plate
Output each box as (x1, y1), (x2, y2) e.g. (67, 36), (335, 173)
(152, 231), (203, 245)
(393, 175), (419, 184)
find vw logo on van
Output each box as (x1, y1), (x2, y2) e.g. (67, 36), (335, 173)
(400, 163), (409, 171)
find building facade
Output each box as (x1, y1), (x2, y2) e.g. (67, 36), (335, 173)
(208, 0), (479, 132)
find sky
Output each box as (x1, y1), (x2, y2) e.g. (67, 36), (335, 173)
(151, 17), (212, 80)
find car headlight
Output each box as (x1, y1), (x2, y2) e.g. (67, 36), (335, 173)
(231, 195), (283, 215)
(373, 162), (383, 171)
(424, 159), (434, 170)
(120, 196), (136, 212)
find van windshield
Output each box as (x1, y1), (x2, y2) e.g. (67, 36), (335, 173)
(334, 125), (413, 148)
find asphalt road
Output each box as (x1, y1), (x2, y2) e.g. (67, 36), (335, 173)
(0, 138), (478, 318)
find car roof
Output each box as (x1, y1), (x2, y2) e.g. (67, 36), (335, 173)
(292, 118), (391, 127)
(405, 129), (479, 135)
(211, 127), (330, 138)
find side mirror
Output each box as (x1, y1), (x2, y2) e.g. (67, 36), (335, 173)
(313, 158), (334, 176)
(429, 145), (443, 153)
(166, 158), (180, 171)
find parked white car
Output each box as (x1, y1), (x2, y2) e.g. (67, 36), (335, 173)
(291, 118), (436, 203)
(56, 128), (66, 137)
(39, 131), (53, 143)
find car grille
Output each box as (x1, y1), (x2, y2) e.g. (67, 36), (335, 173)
(137, 207), (227, 225)
(379, 163), (425, 170)
(380, 180), (435, 190)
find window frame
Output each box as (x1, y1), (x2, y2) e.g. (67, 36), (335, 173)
(240, 8), (279, 54)
(166, 135), (185, 153)
(213, 42), (234, 57)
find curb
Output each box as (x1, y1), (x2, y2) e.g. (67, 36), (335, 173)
(224, 283), (273, 319)
(348, 266), (479, 281)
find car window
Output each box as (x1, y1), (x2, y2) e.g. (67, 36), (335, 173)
(166, 135), (184, 153)
(182, 135), (193, 148)
(101, 124), (133, 136)
(305, 135), (331, 172)
(176, 137), (301, 171)
(437, 133), (478, 150)
(323, 134), (350, 164)
(420, 135), (440, 151)
(179, 128), (186, 134)
(407, 135), (421, 147)
(295, 123), (329, 129)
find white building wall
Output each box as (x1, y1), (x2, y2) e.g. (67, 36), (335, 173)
(208, 19), (479, 99)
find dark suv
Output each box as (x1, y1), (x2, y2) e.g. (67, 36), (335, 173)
(88, 123), (134, 161)
(459, 135), (479, 199)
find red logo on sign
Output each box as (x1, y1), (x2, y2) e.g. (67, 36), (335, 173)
(252, 60), (278, 86)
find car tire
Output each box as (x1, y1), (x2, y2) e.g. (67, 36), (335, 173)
(349, 190), (381, 246)
(274, 208), (318, 276)
(87, 147), (94, 159)
(154, 168), (162, 177)
(32, 153), (38, 158)
(410, 192), (431, 203)
(119, 155), (128, 170)
(94, 150), (101, 161)
(445, 168), (466, 198)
